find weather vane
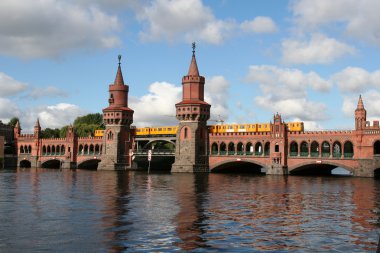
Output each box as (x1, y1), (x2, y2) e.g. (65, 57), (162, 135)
(192, 42), (196, 55)
(118, 54), (122, 66)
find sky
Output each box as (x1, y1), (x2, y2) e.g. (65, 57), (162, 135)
(1, 0), (380, 132)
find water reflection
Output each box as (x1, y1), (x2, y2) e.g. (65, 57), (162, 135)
(0, 170), (379, 252)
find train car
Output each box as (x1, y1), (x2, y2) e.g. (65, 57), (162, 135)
(94, 129), (104, 137)
(287, 122), (304, 132)
(150, 126), (178, 136)
(135, 127), (150, 136)
(257, 123), (271, 132)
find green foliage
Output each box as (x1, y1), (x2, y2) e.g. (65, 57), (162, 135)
(59, 126), (68, 138)
(74, 124), (101, 137)
(41, 128), (60, 138)
(73, 113), (103, 127)
(7, 117), (19, 128)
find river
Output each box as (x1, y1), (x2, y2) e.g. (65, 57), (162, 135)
(0, 168), (379, 252)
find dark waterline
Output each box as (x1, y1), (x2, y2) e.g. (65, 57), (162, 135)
(0, 168), (379, 252)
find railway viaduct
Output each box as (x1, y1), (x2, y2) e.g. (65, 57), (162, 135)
(12, 47), (380, 177)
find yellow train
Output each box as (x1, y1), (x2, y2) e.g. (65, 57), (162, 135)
(95, 121), (304, 137)
(94, 129), (105, 137)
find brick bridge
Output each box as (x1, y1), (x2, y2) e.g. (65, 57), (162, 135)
(11, 50), (380, 178)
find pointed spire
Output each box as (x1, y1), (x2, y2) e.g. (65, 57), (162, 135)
(357, 95), (364, 110)
(114, 54), (125, 86)
(187, 42), (199, 76)
(15, 120), (20, 128)
(34, 118), (40, 128)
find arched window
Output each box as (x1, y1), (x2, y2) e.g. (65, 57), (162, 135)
(61, 145), (65, 155)
(237, 142), (244, 155)
(20, 146), (24, 154)
(311, 141), (319, 157)
(220, 142), (227, 155)
(56, 145), (60, 154)
(47, 146), (51, 155)
(264, 142), (270, 156)
(322, 141), (330, 157)
(95, 144), (100, 155)
(332, 141), (342, 158)
(107, 131), (114, 140)
(255, 142), (262, 156)
(42, 145), (47, 155)
(78, 144), (83, 155)
(374, 141), (380, 155)
(246, 142), (253, 155)
(344, 141), (354, 158)
(275, 143), (279, 153)
(89, 144), (94, 154)
(84, 144), (89, 155)
(28, 145), (32, 153)
(290, 141), (298, 156)
(52, 145), (56, 155)
(211, 142), (218, 155)
(228, 142), (235, 155)
(184, 127), (188, 139)
(300, 141), (308, 156)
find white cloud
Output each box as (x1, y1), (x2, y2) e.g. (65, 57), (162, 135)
(245, 65), (330, 121)
(130, 82), (181, 127)
(16, 103), (85, 131)
(27, 86), (68, 99)
(0, 0), (120, 59)
(0, 72), (28, 96)
(0, 98), (22, 122)
(138, 0), (235, 44)
(240, 16), (277, 34)
(291, 0), (380, 46)
(204, 75), (230, 122)
(342, 92), (380, 120)
(281, 33), (355, 65)
(332, 67), (380, 93)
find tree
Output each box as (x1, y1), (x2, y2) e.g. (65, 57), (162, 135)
(73, 113), (103, 127)
(7, 117), (19, 128)
(41, 128), (60, 138)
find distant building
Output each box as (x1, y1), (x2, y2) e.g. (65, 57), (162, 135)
(0, 120), (14, 144)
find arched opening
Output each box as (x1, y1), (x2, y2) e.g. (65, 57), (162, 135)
(77, 159), (101, 170)
(255, 142), (262, 156)
(89, 144), (94, 155)
(246, 142), (253, 155)
(343, 141), (353, 158)
(311, 141), (319, 157)
(321, 141), (330, 157)
(95, 144), (100, 155)
(107, 131), (114, 140)
(56, 145), (60, 154)
(211, 142), (218, 155)
(332, 141), (342, 158)
(374, 141), (380, 155)
(220, 142), (227, 155)
(375, 168), (380, 179)
(291, 164), (353, 176)
(19, 160), (31, 168)
(47, 146), (51, 155)
(20, 146), (24, 154)
(78, 144), (83, 155)
(42, 145), (47, 155)
(144, 140), (175, 152)
(228, 142), (235, 155)
(274, 143), (279, 153)
(290, 141), (298, 156)
(300, 141), (308, 157)
(84, 144), (89, 155)
(264, 142), (270, 156)
(61, 145), (65, 155)
(184, 127), (188, 139)
(237, 142), (244, 155)
(52, 145), (56, 155)
(41, 159), (61, 169)
(212, 161), (265, 174)
(28, 145), (32, 153)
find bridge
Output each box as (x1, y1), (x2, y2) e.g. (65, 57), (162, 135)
(10, 48), (380, 178)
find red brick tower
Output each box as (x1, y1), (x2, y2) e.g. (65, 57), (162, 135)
(172, 43), (211, 173)
(99, 55), (134, 170)
(33, 118), (41, 158)
(267, 113), (288, 174)
(355, 95), (367, 130)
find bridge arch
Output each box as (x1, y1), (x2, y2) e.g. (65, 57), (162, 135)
(19, 159), (31, 168)
(41, 159), (62, 169)
(143, 139), (175, 151)
(375, 168), (380, 178)
(77, 159), (101, 170)
(374, 140), (380, 155)
(210, 159), (268, 174)
(289, 161), (354, 176)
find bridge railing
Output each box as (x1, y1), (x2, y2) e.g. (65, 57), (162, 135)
(133, 149), (175, 155)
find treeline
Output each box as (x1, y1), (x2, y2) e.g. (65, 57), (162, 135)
(7, 113), (105, 138)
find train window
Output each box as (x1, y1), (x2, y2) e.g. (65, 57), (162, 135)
(240, 125), (244, 129)
(258, 125), (261, 128)
(158, 128), (162, 131)
(168, 128), (172, 131)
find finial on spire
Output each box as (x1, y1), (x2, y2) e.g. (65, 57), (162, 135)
(192, 42), (196, 56)
(118, 54), (122, 66)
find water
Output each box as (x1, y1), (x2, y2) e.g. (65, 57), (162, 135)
(0, 169), (379, 252)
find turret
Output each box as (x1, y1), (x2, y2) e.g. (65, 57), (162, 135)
(14, 120), (21, 138)
(34, 118), (41, 138)
(355, 95), (367, 130)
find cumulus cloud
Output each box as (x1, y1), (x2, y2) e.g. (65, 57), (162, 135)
(342, 92), (380, 119)
(204, 75), (230, 121)
(332, 67), (380, 93)
(240, 16), (277, 34)
(0, 0), (120, 59)
(245, 65), (330, 121)
(130, 82), (181, 127)
(0, 72), (28, 96)
(0, 98), (22, 122)
(290, 0), (380, 46)
(281, 33), (355, 65)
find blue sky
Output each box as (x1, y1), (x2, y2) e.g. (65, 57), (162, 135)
(1, 0), (380, 131)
